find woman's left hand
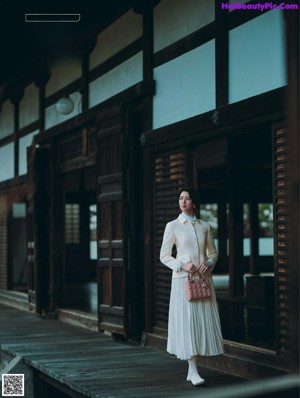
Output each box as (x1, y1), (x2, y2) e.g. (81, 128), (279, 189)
(196, 262), (212, 275)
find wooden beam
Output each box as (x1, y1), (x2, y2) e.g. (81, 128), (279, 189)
(142, 6), (154, 131)
(89, 38), (143, 83)
(143, 88), (285, 148)
(154, 22), (214, 68)
(215, 0), (228, 108)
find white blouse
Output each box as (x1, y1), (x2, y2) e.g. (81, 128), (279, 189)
(160, 213), (218, 279)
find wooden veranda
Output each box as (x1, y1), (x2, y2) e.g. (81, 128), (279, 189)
(0, 304), (299, 398)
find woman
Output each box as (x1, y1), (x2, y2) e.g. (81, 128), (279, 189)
(160, 188), (224, 386)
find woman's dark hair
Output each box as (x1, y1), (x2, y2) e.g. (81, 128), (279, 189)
(178, 187), (201, 208)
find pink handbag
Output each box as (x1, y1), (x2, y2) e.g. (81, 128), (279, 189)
(185, 273), (212, 301)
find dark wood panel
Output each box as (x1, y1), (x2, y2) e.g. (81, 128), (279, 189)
(96, 106), (126, 335)
(98, 267), (110, 304)
(26, 145), (51, 313)
(97, 134), (122, 176)
(97, 173), (122, 184)
(98, 202), (110, 239)
(111, 201), (123, 240)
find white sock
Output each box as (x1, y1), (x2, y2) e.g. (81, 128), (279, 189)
(187, 357), (205, 385)
(188, 357), (199, 376)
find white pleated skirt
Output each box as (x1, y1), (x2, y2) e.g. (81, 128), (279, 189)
(167, 276), (224, 360)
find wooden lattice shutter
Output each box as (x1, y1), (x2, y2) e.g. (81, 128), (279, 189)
(154, 151), (189, 330)
(272, 126), (291, 358)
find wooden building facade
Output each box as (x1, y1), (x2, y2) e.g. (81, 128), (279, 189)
(0, 0), (298, 379)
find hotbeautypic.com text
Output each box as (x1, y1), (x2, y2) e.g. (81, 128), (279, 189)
(221, 2), (299, 11)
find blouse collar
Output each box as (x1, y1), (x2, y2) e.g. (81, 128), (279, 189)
(178, 212), (199, 224)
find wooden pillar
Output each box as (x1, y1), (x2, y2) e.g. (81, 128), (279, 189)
(249, 200), (259, 275)
(13, 101), (19, 179)
(218, 202), (228, 271)
(81, 54), (89, 112)
(284, 9), (299, 371)
(215, 0), (229, 108)
(142, 7), (154, 131)
(80, 38), (96, 112)
(10, 88), (23, 179)
(133, 0), (159, 335)
(142, 146), (154, 333)
(48, 139), (63, 314)
(35, 71), (50, 132)
(228, 173), (244, 297)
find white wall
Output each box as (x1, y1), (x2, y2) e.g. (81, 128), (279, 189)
(89, 52), (143, 108)
(19, 83), (39, 129)
(0, 101), (14, 140)
(46, 57), (81, 97)
(154, 0), (214, 52)
(89, 11), (143, 108)
(90, 11), (142, 69)
(45, 91), (82, 130)
(18, 130), (39, 176)
(0, 143), (14, 182)
(229, 10), (287, 103)
(153, 40), (215, 129)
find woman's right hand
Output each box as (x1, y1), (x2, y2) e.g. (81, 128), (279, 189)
(181, 262), (198, 273)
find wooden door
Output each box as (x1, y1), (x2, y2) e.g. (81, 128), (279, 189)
(153, 150), (190, 331)
(272, 126), (290, 360)
(96, 107), (127, 336)
(27, 144), (50, 314)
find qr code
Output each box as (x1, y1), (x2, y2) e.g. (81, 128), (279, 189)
(2, 374), (24, 396)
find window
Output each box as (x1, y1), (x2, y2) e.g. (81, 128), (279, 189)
(12, 203), (26, 218)
(0, 143), (14, 182)
(243, 202), (274, 257)
(89, 204), (97, 260)
(200, 203), (219, 250)
(258, 203), (274, 256)
(243, 203), (250, 256)
(65, 204), (80, 244)
(18, 130), (39, 176)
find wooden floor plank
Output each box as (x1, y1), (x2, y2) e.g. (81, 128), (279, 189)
(0, 303), (247, 398)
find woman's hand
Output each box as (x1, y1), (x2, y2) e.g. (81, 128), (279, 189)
(196, 262), (212, 275)
(181, 262), (198, 273)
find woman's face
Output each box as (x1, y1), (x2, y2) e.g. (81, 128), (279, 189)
(179, 191), (194, 215)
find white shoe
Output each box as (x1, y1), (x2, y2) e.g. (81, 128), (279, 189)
(187, 372), (205, 386)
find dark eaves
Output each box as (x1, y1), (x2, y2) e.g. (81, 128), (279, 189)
(0, 0), (135, 102)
